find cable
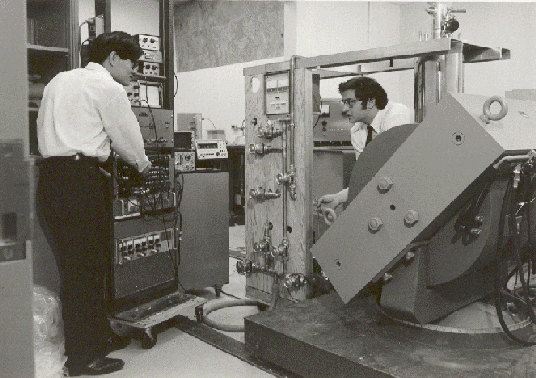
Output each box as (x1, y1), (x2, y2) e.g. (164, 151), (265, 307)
(508, 181), (536, 324)
(203, 117), (217, 129)
(200, 299), (265, 332)
(218, 289), (243, 300)
(493, 164), (536, 346)
(313, 114), (321, 129)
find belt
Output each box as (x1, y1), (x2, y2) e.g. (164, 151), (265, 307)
(41, 153), (102, 166)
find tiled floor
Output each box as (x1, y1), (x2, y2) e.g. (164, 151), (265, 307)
(73, 226), (277, 378)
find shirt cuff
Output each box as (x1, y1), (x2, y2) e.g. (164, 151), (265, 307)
(136, 159), (152, 173)
(338, 188), (349, 203)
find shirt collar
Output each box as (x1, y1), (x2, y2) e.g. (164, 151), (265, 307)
(350, 101), (392, 133)
(85, 62), (112, 77)
(369, 101), (391, 133)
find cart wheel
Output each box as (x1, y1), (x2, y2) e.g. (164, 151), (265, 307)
(141, 330), (157, 349)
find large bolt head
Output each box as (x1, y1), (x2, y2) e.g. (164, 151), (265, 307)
(377, 177), (393, 191)
(404, 210), (419, 225)
(368, 217), (383, 231)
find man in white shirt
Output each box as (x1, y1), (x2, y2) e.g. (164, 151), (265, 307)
(319, 76), (412, 224)
(36, 31), (150, 376)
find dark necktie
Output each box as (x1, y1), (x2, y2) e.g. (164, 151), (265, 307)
(365, 125), (374, 146)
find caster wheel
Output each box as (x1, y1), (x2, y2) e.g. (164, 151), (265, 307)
(141, 330), (157, 349)
(257, 303), (269, 311)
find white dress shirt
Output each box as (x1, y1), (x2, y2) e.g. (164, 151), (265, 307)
(350, 101), (413, 160)
(37, 62), (150, 172)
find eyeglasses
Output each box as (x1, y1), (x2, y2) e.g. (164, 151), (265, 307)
(341, 98), (358, 108)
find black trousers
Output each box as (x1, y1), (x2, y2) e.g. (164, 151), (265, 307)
(37, 158), (113, 367)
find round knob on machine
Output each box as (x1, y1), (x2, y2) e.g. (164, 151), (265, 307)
(368, 217), (383, 232)
(404, 210), (419, 225)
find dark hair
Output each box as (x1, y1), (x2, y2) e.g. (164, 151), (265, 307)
(338, 76), (388, 110)
(88, 31), (143, 64)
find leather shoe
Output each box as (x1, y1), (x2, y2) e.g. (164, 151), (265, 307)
(67, 357), (124, 376)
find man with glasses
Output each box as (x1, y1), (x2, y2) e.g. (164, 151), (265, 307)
(37, 31), (151, 376)
(318, 76), (412, 224)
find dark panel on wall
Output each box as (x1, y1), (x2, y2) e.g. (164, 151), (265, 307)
(174, 0), (284, 72)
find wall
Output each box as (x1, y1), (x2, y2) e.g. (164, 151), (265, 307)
(174, 1), (403, 143)
(398, 2), (536, 108)
(305, 1), (403, 104)
(174, 1), (284, 72)
(111, 0), (160, 35)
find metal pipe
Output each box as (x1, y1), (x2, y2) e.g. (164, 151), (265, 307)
(493, 154), (535, 170)
(280, 56), (298, 258)
(281, 119), (288, 245)
(414, 57), (426, 123)
(289, 56), (297, 201)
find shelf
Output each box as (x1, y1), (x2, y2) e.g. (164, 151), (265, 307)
(245, 38), (510, 76)
(27, 44), (69, 54)
(136, 74), (167, 82)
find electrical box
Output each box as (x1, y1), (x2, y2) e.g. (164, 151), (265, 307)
(124, 81), (141, 107)
(176, 113), (202, 140)
(87, 15), (104, 39)
(138, 34), (160, 51)
(132, 107), (173, 148)
(265, 72), (290, 115)
(174, 151), (195, 172)
(174, 131), (195, 151)
(138, 82), (162, 108)
(139, 62), (160, 77)
(140, 50), (163, 64)
(195, 139), (228, 160)
(313, 99), (352, 146)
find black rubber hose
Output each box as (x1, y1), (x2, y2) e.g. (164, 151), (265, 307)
(508, 183), (536, 324)
(493, 177), (536, 346)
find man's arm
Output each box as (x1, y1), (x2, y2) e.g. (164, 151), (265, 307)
(100, 92), (151, 173)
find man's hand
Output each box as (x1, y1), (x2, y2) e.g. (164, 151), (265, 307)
(318, 188), (348, 225)
(322, 207), (337, 225)
(140, 161), (152, 178)
(318, 194), (339, 225)
(129, 161), (151, 187)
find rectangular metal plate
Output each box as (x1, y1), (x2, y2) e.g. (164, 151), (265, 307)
(451, 93), (536, 151)
(311, 93), (505, 303)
